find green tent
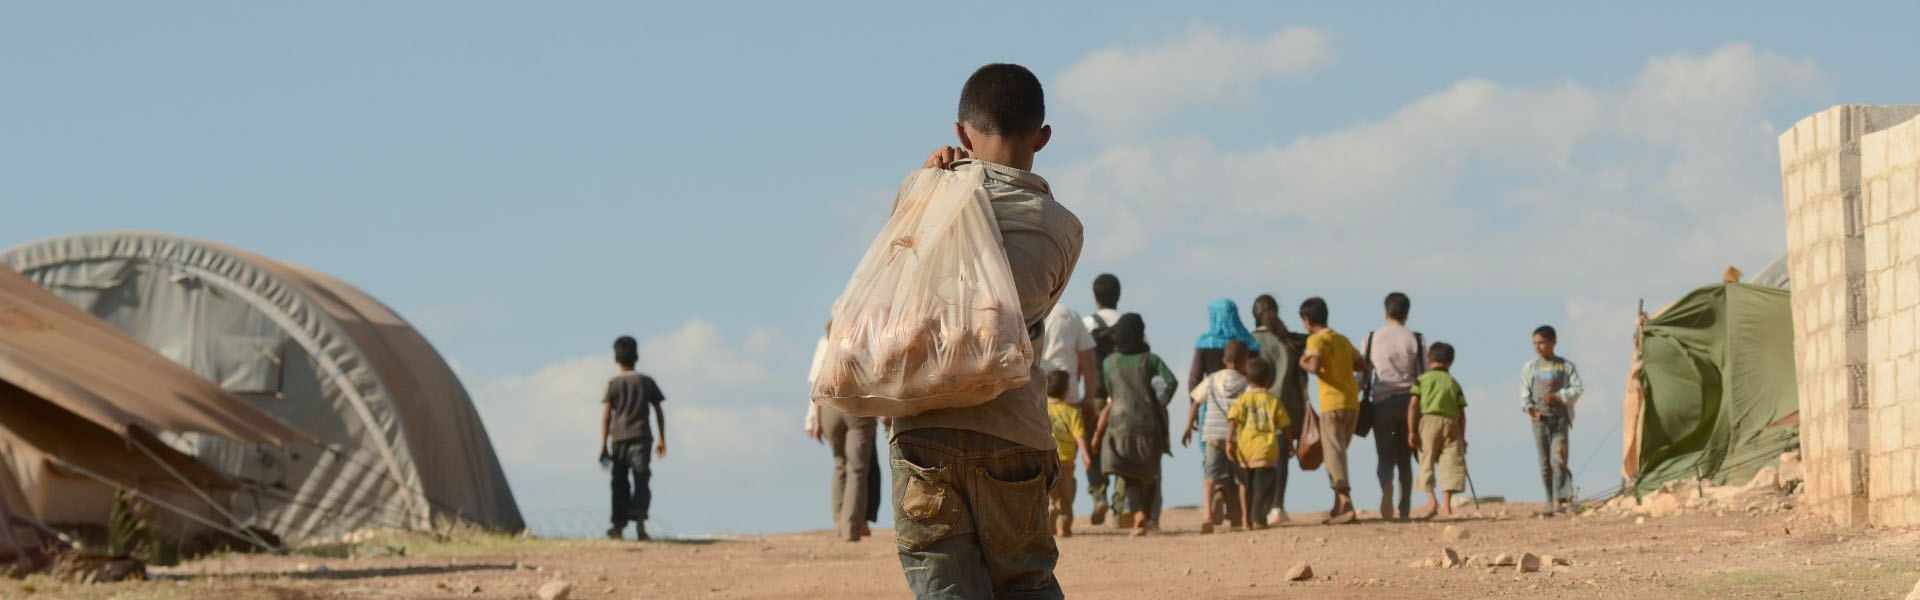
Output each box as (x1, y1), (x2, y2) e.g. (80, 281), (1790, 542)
(1630, 282), (1799, 495)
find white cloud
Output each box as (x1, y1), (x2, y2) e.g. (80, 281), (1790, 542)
(1056, 24), (1334, 133)
(1057, 43), (1817, 286)
(467, 318), (829, 537)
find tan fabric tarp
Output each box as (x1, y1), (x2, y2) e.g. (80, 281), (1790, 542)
(0, 380), (233, 540)
(0, 266), (307, 446)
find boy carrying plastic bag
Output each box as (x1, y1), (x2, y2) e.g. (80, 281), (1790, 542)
(811, 157), (1033, 416)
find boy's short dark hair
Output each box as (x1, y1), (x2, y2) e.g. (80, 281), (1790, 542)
(1533, 325), (1557, 342)
(958, 63), (1046, 136)
(1429, 341), (1455, 365)
(1385, 292), (1410, 322)
(1046, 370), (1070, 399)
(1244, 357), (1275, 388)
(1223, 340), (1249, 369)
(613, 335), (639, 367)
(1093, 273), (1121, 309)
(1299, 297), (1329, 327)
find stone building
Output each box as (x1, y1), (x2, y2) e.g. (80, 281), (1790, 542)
(1780, 104), (1920, 526)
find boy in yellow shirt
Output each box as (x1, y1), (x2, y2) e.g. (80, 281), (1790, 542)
(1046, 371), (1092, 537)
(1298, 297), (1369, 524)
(1226, 358), (1294, 530)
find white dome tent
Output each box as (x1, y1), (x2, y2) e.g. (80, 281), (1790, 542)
(2, 232), (522, 543)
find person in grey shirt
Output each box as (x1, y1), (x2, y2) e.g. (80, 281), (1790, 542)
(889, 63), (1083, 599)
(1360, 292), (1424, 520)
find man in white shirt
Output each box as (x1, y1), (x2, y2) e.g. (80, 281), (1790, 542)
(1040, 303), (1098, 405)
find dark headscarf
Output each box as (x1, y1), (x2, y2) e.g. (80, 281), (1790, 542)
(1114, 312), (1150, 355)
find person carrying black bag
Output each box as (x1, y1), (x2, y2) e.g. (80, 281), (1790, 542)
(1359, 292), (1425, 521)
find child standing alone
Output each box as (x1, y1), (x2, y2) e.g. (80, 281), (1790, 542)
(1046, 371), (1092, 537)
(1226, 358), (1293, 530)
(600, 335), (667, 540)
(1407, 342), (1468, 519)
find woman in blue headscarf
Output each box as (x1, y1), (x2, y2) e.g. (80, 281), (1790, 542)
(1190, 298), (1259, 390)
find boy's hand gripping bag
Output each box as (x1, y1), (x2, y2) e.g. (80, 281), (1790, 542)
(811, 164), (1033, 417)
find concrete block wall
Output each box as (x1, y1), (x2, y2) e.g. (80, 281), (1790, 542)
(1779, 105), (1920, 527)
(1861, 114), (1920, 526)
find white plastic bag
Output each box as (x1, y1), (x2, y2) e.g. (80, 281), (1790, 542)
(812, 164), (1033, 417)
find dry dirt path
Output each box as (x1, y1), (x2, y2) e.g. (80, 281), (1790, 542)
(7, 503), (1918, 599)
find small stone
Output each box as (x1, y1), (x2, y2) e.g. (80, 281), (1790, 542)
(1490, 553), (1517, 567)
(1636, 516), (1646, 525)
(1442, 525), (1469, 542)
(1287, 564), (1314, 581)
(1183, 567), (1193, 576)
(1441, 547), (1462, 568)
(1542, 555), (1572, 567)
(294, 563), (313, 573)
(537, 580), (574, 600)
(1518, 553), (1542, 574)
(469, 584), (482, 594)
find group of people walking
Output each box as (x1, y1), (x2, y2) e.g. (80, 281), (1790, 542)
(1030, 275), (1588, 536)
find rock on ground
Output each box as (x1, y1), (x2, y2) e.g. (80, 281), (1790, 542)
(1518, 553), (1542, 574)
(1287, 564), (1314, 581)
(538, 579), (574, 600)
(1490, 553), (1517, 567)
(1442, 525), (1469, 542)
(1442, 547), (1461, 568)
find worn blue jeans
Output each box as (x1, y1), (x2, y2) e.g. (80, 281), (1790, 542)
(892, 428), (1063, 600)
(609, 438), (652, 524)
(1531, 415), (1571, 512)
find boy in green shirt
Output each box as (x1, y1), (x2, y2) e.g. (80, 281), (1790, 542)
(1407, 342), (1467, 519)
(1226, 358), (1293, 530)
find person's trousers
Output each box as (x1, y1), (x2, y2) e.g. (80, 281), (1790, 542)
(1110, 474), (1158, 516)
(1082, 397), (1109, 509)
(1321, 408), (1358, 493)
(1372, 394), (1414, 515)
(892, 428), (1063, 600)
(1047, 460), (1076, 531)
(1416, 415), (1467, 494)
(822, 405), (878, 538)
(1275, 396), (1305, 511)
(1237, 466), (1277, 524)
(609, 439), (652, 525)
(1533, 415), (1572, 511)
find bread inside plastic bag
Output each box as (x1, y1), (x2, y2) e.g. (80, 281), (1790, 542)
(811, 164), (1033, 417)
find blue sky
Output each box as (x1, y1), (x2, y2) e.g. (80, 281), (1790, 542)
(4, 2), (1913, 537)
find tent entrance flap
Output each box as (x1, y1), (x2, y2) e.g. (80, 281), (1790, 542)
(1629, 282), (1799, 495)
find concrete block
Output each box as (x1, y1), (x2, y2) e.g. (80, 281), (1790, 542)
(1897, 169), (1920, 216)
(1879, 406), (1903, 455)
(1868, 224), (1890, 273)
(1896, 269), (1912, 313)
(1874, 360), (1895, 408)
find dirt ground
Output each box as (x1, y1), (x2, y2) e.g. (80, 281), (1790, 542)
(6, 502), (1918, 599)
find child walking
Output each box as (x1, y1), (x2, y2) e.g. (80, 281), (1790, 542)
(1297, 297), (1368, 524)
(599, 335), (667, 541)
(1407, 342), (1468, 519)
(1182, 340), (1250, 533)
(1093, 313), (1177, 537)
(1046, 371), (1092, 537)
(1226, 358), (1293, 529)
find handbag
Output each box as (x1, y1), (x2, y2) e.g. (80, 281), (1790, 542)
(1295, 407), (1323, 471)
